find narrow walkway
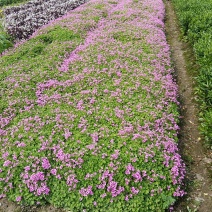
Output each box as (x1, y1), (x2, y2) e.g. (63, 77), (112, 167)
(164, 1), (212, 211)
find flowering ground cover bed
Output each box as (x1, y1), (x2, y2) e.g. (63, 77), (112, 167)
(3, 0), (88, 39)
(0, 0), (185, 211)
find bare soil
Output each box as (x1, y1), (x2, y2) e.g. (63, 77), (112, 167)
(164, 1), (212, 212)
(0, 199), (65, 212)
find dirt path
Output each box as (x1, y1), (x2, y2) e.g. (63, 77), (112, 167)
(164, 1), (212, 211)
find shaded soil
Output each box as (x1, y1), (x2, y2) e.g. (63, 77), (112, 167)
(164, 1), (212, 211)
(0, 199), (65, 212)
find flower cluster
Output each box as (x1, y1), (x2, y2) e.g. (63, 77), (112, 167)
(21, 170), (50, 196)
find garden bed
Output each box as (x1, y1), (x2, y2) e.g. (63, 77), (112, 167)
(0, 0), (185, 211)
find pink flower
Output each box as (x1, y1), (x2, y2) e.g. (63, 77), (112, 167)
(79, 186), (93, 197)
(17, 142), (26, 147)
(131, 187), (139, 195)
(100, 193), (107, 198)
(90, 132), (98, 143)
(66, 174), (78, 189)
(3, 160), (11, 167)
(30, 172), (45, 181)
(50, 169), (57, 175)
(24, 166), (30, 171)
(110, 150), (120, 160)
(16, 196), (22, 202)
(125, 163), (135, 175)
(64, 129), (72, 140)
(36, 185), (50, 196)
(2, 152), (9, 159)
(76, 100), (84, 110)
(125, 178), (130, 185)
(132, 171), (142, 182)
(42, 158), (51, 170)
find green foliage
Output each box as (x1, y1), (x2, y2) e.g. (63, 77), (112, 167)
(199, 110), (212, 144)
(161, 194), (175, 209)
(0, 0), (27, 6)
(172, 0), (212, 145)
(113, 31), (143, 44)
(0, 7), (14, 54)
(0, 0), (184, 211)
(108, 1), (117, 4)
(196, 67), (212, 109)
(0, 8), (3, 17)
(94, 4), (105, 10)
(0, 33), (13, 53)
(1, 26), (81, 64)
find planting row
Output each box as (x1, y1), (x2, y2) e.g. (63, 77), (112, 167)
(3, 0), (88, 39)
(172, 0), (212, 145)
(0, 0), (185, 211)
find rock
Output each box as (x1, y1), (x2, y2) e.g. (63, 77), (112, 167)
(203, 158), (212, 164)
(196, 174), (204, 181)
(195, 197), (205, 202)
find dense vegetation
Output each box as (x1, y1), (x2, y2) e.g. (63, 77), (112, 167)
(0, 0), (27, 7)
(0, 3), (16, 54)
(3, 0), (88, 39)
(0, 0), (87, 54)
(0, 30), (12, 53)
(172, 0), (212, 146)
(0, 0), (28, 54)
(0, 0), (185, 211)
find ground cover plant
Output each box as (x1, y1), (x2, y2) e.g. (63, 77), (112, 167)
(0, 29), (12, 53)
(0, 6), (14, 54)
(0, 0), (27, 7)
(172, 0), (212, 146)
(0, 0), (186, 211)
(3, 0), (88, 39)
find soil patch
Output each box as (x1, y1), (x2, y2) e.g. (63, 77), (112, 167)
(0, 199), (65, 212)
(164, 1), (212, 211)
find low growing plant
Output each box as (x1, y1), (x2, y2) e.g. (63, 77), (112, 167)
(0, 0), (27, 7)
(0, 0), (186, 211)
(3, 0), (88, 39)
(0, 33), (13, 53)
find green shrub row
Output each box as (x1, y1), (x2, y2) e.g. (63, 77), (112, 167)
(172, 0), (212, 145)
